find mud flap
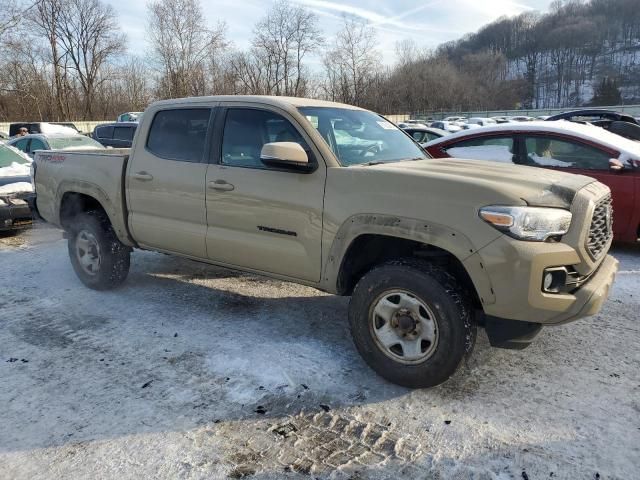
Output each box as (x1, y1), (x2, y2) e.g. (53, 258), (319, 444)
(484, 316), (542, 350)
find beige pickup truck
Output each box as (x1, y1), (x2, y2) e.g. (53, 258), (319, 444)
(34, 96), (618, 388)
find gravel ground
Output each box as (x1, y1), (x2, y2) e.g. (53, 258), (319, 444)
(1, 224), (639, 480)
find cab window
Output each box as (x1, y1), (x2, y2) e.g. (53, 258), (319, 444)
(29, 138), (47, 153)
(13, 138), (29, 152)
(146, 109), (211, 162)
(96, 126), (114, 139)
(114, 126), (135, 141)
(221, 108), (309, 169)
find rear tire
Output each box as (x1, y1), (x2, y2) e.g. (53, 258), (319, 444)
(348, 259), (476, 388)
(67, 211), (130, 290)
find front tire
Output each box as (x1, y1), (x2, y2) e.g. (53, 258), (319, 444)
(348, 259), (476, 388)
(67, 211), (130, 290)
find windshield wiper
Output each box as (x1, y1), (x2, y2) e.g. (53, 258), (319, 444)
(358, 161), (386, 166)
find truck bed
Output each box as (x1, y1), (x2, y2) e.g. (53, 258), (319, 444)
(34, 148), (133, 244)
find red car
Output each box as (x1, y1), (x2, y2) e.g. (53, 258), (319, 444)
(425, 121), (640, 244)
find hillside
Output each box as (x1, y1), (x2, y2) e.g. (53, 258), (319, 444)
(437, 0), (640, 108)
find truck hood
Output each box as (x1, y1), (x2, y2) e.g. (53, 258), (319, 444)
(372, 158), (596, 208)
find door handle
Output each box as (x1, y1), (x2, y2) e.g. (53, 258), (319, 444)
(208, 180), (235, 192)
(133, 171), (153, 181)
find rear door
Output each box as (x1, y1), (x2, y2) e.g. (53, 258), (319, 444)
(126, 106), (213, 258)
(204, 104), (326, 282)
(520, 134), (634, 240)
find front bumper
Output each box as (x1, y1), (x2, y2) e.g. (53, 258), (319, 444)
(474, 235), (618, 325)
(0, 195), (33, 231)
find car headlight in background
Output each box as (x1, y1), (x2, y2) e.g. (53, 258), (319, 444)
(479, 206), (572, 241)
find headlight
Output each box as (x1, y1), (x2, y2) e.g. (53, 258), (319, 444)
(479, 206), (572, 241)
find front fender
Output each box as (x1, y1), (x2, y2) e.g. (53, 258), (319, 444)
(320, 213), (496, 306)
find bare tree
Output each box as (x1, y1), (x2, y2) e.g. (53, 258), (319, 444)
(323, 17), (380, 106)
(147, 0), (227, 99)
(56, 0), (124, 117)
(0, 0), (21, 39)
(29, 0), (69, 118)
(252, 0), (323, 96)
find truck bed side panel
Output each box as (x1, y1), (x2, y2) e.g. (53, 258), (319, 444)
(34, 149), (134, 246)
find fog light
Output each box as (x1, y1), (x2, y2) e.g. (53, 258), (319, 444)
(542, 267), (568, 293)
(543, 272), (554, 291)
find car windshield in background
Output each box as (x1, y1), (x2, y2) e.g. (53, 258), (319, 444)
(298, 107), (428, 166)
(48, 136), (104, 150)
(0, 144), (30, 167)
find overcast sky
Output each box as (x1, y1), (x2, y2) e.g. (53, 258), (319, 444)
(107, 0), (555, 64)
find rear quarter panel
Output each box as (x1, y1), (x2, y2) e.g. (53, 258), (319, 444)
(35, 149), (133, 244)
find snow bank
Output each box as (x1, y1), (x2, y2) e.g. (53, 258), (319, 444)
(0, 161), (31, 177)
(0, 181), (32, 194)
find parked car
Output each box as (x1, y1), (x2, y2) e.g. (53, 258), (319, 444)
(397, 122), (428, 129)
(424, 120), (640, 243)
(0, 143), (33, 233)
(546, 109), (640, 141)
(92, 122), (137, 148)
(443, 116), (467, 123)
(467, 117), (497, 127)
(430, 121), (462, 133)
(117, 112), (143, 123)
(459, 123), (481, 130)
(33, 96), (617, 388)
(8, 133), (104, 159)
(402, 126), (448, 144)
(506, 115), (534, 122)
(490, 116), (511, 124)
(9, 122), (79, 137)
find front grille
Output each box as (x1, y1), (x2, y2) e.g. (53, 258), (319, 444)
(586, 194), (613, 259)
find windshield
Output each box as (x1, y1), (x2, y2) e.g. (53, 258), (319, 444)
(0, 144), (30, 168)
(48, 135), (104, 150)
(298, 107), (428, 166)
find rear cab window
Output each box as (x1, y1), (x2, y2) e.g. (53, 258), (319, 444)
(96, 126), (114, 139)
(146, 109), (211, 162)
(114, 126), (135, 141)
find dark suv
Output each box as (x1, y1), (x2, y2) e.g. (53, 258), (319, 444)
(92, 122), (137, 148)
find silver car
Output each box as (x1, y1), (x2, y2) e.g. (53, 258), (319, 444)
(8, 133), (104, 159)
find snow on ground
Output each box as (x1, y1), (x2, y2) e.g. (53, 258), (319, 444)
(0, 225), (639, 479)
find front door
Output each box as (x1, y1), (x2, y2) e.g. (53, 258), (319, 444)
(205, 106), (326, 282)
(126, 107), (213, 258)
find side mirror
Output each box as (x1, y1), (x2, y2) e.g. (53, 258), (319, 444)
(609, 158), (624, 172)
(260, 142), (313, 172)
